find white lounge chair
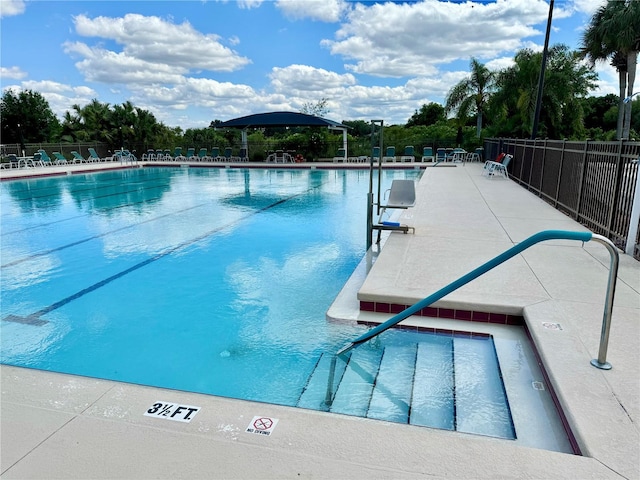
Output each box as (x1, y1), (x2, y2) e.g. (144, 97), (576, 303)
(484, 154), (512, 179)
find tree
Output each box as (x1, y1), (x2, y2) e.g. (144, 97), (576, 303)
(406, 103), (445, 127)
(1, 89), (59, 144)
(488, 45), (596, 139)
(300, 98), (329, 117)
(581, 0), (640, 139)
(445, 58), (496, 137)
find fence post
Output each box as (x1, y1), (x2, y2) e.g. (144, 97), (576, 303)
(553, 139), (566, 208)
(626, 152), (640, 256)
(527, 138), (534, 186)
(606, 140), (625, 240)
(575, 139), (589, 222)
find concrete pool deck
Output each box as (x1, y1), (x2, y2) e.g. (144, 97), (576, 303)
(1, 161), (639, 479)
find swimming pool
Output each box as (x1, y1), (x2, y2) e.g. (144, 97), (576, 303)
(1, 167), (568, 449)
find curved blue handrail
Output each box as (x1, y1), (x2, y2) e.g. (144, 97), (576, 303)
(337, 230), (593, 355)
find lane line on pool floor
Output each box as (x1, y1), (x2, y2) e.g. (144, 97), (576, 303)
(2, 174), (343, 326)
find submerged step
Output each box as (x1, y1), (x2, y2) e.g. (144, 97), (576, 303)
(454, 336), (515, 439)
(297, 352), (349, 412)
(367, 344), (417, 423)
(410, 337), (455, 430)
(330, 346), (383, 417)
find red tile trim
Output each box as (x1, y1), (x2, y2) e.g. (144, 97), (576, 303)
(356, 320), (491, 338)
(359, 301), (524, 326)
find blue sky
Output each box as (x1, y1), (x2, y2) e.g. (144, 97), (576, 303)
(0, 0), (617, 129)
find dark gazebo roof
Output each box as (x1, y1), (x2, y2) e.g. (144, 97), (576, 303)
(216, 111), (348, 130)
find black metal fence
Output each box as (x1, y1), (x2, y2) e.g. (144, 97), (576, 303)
(484, 138), (640, 259)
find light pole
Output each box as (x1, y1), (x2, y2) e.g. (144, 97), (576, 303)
(531, 0), (554, 140)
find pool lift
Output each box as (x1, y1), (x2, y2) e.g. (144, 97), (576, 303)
(366, 120), (415, 249)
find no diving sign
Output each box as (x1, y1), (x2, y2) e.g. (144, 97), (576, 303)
(246, 416), (279, 436)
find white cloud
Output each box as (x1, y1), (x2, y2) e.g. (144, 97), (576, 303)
(570, 0), (606, 15)
(0, 0), (25, 18)
(276, 0), (349, 22)
(0, 66), (27, 80)
(5, 80), (97, 118)
(324, 0), (548, 77)
(72, 13), (251, 73)
(269, 65), (356, 92)
(238, 0), (264, 9)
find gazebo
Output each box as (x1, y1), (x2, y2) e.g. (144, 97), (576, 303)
(215, 111), (350, 161)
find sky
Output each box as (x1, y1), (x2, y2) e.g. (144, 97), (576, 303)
(0, 0), (619, 129)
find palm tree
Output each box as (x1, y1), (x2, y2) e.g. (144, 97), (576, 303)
(581, 0), (640, 139)
(445, 58), (496, 138)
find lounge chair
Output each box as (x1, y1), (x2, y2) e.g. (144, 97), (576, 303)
(435, 148), (447, 163)
(400, 146), (415, 162)
(176, 147), (193, 162)
(209, 147), (222, 162)
(166, 147), (181, 161)
(141, 149), (156, 161)
(193, 148), (208, 162)
(383, 146), (396, 162)
(70, 151), (89, 163)
(373, 179), (417, 241)
(37, 150), (54, 167)
(484, 154), (512, 179)
(52, 152), (69, 165)
(422, 147), (435, 162)
(371, 146), (381, 163)
(333, 148), (347, 163)
(88, 148), (104, 162)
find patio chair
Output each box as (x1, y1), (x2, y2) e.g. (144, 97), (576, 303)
(70, 151), (89, 163)
(52, 152), (69, 165)
(333, 148), (347, 163)
(436, 148), (447, 163)
(383, 146), (396, 162)
(484, 154), (512, 179)
(371, 146), (381, 163)
(422, 147), (435, 162)
(88, 148), (104, 162)
(193, 148), (208, 162)
(141, 149), (156, 161)
(209, 147), (222, 162)
(37, 150), (54, 167)
(176, 147), (193, 162)
(400, 146), (415, 162)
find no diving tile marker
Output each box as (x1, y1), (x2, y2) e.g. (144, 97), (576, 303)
(144, 401), (200, 423)
(246, 416), (279, 436)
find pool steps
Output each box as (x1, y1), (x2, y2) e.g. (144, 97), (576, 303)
(297, 337), (515, 439)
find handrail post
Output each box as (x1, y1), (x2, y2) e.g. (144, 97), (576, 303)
(338, 229), (620, 371)
(589, 234), (619, 370)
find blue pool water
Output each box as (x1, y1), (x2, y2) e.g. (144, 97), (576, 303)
(1, 167), (515, 439)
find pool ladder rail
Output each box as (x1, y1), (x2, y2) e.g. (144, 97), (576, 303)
(338, 230), (619, 371)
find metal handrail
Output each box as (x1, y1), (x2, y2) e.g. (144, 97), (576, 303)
(337, 230), (619, 370)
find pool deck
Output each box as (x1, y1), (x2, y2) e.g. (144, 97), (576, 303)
(1, 161), (639, 479)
